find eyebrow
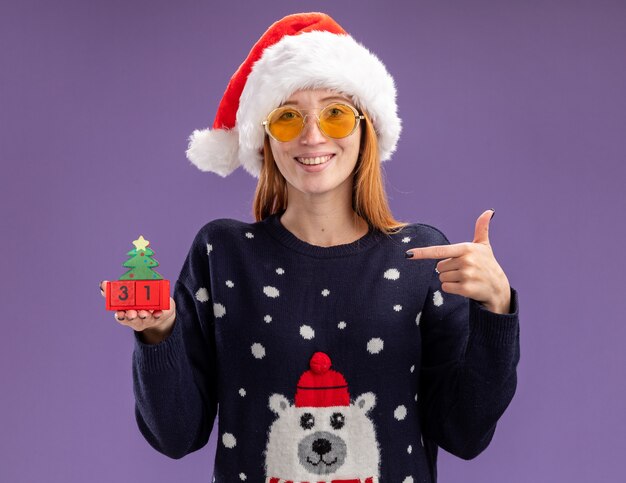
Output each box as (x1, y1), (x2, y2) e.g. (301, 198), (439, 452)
(281, 96), (352, 106)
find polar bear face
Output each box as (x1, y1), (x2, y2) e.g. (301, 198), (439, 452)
(265, 392), (379, 481)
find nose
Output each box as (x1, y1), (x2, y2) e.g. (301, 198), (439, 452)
(312, 438), (332, 456)
(300, 114), (326, 145)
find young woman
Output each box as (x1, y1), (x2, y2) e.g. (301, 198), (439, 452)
(101, 12), (519, 483)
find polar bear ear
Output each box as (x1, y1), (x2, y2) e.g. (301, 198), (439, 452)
(269, 394), (291, 414)
(354, 392), (376, 414)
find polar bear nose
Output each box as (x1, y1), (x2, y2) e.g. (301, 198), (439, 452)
(298, 431), (347, 474)
(312, 438), (332, 456)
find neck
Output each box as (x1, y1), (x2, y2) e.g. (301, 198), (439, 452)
(279, 182), (369, 247)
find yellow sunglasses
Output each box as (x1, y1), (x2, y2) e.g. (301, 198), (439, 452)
(262, 103), (365, 143)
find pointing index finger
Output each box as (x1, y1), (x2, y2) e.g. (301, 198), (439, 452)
(406, 243), (466, 260)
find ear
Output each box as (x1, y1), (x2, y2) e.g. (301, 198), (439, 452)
(354, 392), (376, 414)
(269, 394), (291, 414)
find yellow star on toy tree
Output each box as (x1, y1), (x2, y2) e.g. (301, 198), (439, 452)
(132, 235), (150, 251)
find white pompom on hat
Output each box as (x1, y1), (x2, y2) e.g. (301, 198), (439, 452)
(186, 12), (402, 178)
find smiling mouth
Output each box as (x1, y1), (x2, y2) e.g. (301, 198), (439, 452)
(306, 455), (338, 467)
(295, 154), (334, 166)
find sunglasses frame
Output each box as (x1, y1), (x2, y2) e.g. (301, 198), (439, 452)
(262, 102), (365, 143)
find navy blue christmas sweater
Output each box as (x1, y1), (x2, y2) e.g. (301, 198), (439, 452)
(132, 212), (520, 483)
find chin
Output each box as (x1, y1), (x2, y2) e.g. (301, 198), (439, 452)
(298, 186), (334, 196)
(286, 170), (354, 197)
(302, 178), (355, 198)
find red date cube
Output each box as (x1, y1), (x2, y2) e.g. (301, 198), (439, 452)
(135, 281), (161, 307)
(110, 281), (135, 306)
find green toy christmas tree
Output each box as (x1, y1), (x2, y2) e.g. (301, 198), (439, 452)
(120, 235), (164, 280)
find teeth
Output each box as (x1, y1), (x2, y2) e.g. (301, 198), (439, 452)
(296, 155), (333, 165)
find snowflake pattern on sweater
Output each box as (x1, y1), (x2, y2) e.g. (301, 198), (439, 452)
(132, 213), (520, 483)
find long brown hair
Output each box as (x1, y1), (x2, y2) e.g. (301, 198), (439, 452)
(253, 112), (408, 235)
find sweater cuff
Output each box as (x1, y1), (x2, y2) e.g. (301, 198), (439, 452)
(133, 317), (185, 374)
(468, 287), (520, 347)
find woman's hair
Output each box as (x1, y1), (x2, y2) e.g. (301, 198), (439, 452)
(252, 111), (408, 235)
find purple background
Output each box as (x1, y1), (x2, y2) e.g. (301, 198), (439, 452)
(1, 0), (625, 481)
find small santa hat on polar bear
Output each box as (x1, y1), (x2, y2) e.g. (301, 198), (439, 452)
(186, 12), (401, 178)
(295, 351), (351, 407)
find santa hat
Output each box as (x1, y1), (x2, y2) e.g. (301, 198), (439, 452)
(186, 12), (402, 178)
(295, 352), (350, 407)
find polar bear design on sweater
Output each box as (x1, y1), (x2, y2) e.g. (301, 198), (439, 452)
(264, 352), (379, 483)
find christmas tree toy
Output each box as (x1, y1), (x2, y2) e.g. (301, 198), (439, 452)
(105, 235), (170, 311)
